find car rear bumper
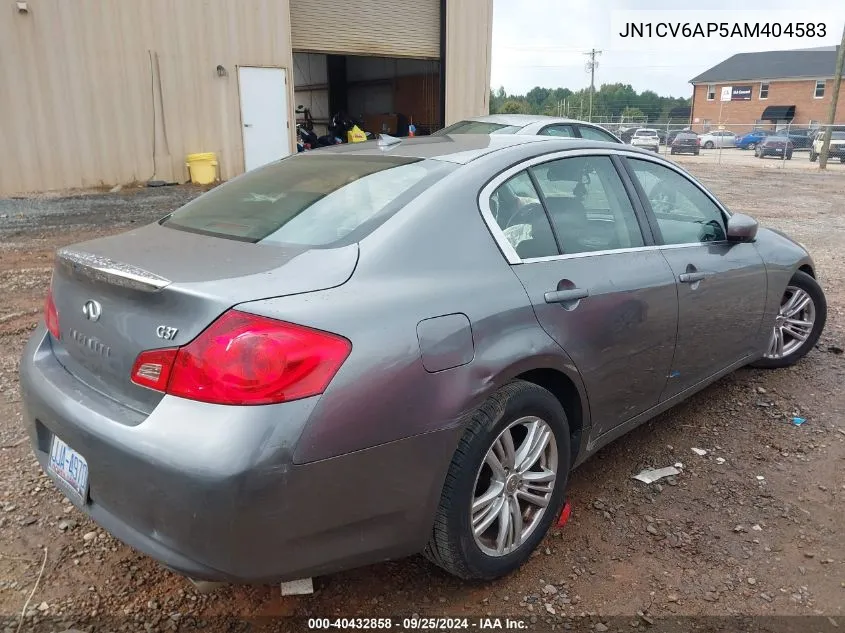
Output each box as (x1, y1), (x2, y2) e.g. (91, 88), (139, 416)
(19, 327), (457, 583)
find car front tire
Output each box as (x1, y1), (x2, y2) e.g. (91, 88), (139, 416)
(424, 380), (571, 580)
(809, 150), (818, 162)
(704, 141), (714, 149)
(752, 271), (826, 369)
(748, 142), (756, 150)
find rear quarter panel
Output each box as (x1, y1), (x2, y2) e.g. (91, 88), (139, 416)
(238, 145), (591, 465)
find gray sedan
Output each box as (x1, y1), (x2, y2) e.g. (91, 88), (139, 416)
(434, 114), (623, 143)
(20, 135), (826, 584)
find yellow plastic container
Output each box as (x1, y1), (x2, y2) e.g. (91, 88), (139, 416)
(186, 152), (218, 185)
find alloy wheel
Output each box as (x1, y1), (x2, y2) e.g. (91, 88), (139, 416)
(470, 416), (557, 557)
(764, 285), (816, 359)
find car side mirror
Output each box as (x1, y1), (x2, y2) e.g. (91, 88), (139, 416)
(726, 213), (758, 242)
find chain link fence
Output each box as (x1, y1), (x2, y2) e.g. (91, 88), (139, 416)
(606, 121), (845, 170)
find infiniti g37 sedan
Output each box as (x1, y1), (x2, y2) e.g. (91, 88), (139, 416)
(20, 135), (826, 583)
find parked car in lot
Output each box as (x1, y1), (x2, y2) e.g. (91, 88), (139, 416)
(434, 114), (622, 143)
(755, 136), (794, 159)
(669, 132), (700, 155)
(735, 129), (773, 150)
(784, 128), (814, 149)
(698, 130), (737, 149)
(666, 128), (694, 145)
(21, 135), (826, 584)
(809, 131), (845, 162)
(630, 128), (660, 152)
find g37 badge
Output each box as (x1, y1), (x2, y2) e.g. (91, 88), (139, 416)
(156, 325), (179, 341)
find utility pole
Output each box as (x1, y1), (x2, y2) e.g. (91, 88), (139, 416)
(585, 48), (602, 122)
(819, 23), (845, 170)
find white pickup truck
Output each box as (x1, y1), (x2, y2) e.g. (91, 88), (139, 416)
(809, 131), (845, 162)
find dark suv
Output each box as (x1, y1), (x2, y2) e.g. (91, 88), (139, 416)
(670, 132), (700, 155)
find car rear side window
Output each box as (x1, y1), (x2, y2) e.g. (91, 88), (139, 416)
(490, 172), (559, 259)
(539, 124), (576, 138)
(163, 155), (454, 247)
(434, 121), (522, 135)
(627, 159), (727, 245)
(531, 156), (644, 254)
(578, 126), (619, 143)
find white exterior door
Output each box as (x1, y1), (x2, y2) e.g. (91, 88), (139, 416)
(238, 67), (290, 171)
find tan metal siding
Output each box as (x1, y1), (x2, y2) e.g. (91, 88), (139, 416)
(289, 0), (440, 58)
(444, 0), (493, 125)
(0, 0), (296, 196)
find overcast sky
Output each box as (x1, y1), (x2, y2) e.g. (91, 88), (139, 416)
(491, 0), (845, 98)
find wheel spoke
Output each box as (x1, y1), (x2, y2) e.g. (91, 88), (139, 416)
(782, 290), (810, 318)
(517, 428), (552, 474)
(782, 324), (809, 342)
(472, 481), (504, 513)
(495, 496), (511, 553)
(485, 450), (507, 481)
(522, 468), (556, 484)
(516, 488), (550, 508)
(473, 496), (505, 536)
(766, 328), (778, 356)
(509, 496), (523, 549)
(513, 421), (541, 470)
(499, 428), (516, 470)
(785, 317), (813, 328)
(776, 327), (785, 357)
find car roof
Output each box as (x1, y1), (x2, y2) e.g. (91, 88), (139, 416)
(457, 114), (585, 126)
(306, 134), (651, 164)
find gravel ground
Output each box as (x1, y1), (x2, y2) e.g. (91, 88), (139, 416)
(0, 165), (843, 633)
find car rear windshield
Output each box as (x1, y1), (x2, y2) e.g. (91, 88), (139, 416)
(433, 121), (522, 135)
(163, 154), (454, 247)
(636, 130), (657, 136)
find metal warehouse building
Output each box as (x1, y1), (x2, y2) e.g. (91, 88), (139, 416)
(0, 0), (493, 196)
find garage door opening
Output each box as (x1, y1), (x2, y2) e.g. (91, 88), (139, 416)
(293, 52), (442, 142)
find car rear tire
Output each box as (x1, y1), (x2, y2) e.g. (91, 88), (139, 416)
(751, 271), (826, 369)
(704, 141), (714, 149)
(809, 150), (818, 162)
(786, 153), (793, 160)
(424, 380), (571, 580)
(693, 150), (699, 156)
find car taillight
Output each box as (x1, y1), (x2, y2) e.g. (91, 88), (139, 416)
(131, 310), (351, 406)
(131, 348), (177, 392)
(44, 288), (61, 339)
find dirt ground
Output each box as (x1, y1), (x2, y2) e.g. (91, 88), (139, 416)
(0, 165), (844, 633)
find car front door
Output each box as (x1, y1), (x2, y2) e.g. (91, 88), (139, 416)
(483, 153), (678, 435)
(624, 157), (768, 401)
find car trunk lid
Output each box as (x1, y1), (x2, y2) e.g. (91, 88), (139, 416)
(48, 222), (358, 416)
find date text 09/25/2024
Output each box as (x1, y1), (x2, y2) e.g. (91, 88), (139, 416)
(307, 618), (529, 630)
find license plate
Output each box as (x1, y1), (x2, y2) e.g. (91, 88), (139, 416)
(48, 436), (89, 503)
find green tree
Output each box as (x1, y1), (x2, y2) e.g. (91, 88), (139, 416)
(621, 106), (646, 121)
(501, 99), (530, 114)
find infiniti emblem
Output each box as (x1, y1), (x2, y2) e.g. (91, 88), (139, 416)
(82, 300), (102, 322)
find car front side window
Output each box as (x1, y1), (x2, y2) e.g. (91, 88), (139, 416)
(627, 158), (727, 245)
(530, 156), (644, 255)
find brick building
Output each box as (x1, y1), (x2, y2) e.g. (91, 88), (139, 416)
(689, 46), (845, 133)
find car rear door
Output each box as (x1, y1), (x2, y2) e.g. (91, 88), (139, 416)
(482, 151), (678, 435)
(623, 156), (767, 401)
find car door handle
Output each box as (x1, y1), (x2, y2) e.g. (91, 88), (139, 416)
(679, 272), (707, 283)
(544, 288), (589, 304)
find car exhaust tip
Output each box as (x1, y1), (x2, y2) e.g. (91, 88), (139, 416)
(280, 578), (314, 596)
(186, 578), (227, 594)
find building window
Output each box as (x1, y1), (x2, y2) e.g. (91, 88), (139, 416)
(814, 80), (826, 99)
(809, 120), (820, 130)
(702, 119), (712, 130)
(706, 84), (716, 101)
(760, 82), (769, 99)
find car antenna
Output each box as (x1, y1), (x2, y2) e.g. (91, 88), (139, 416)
(378, 134), (402, 149)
